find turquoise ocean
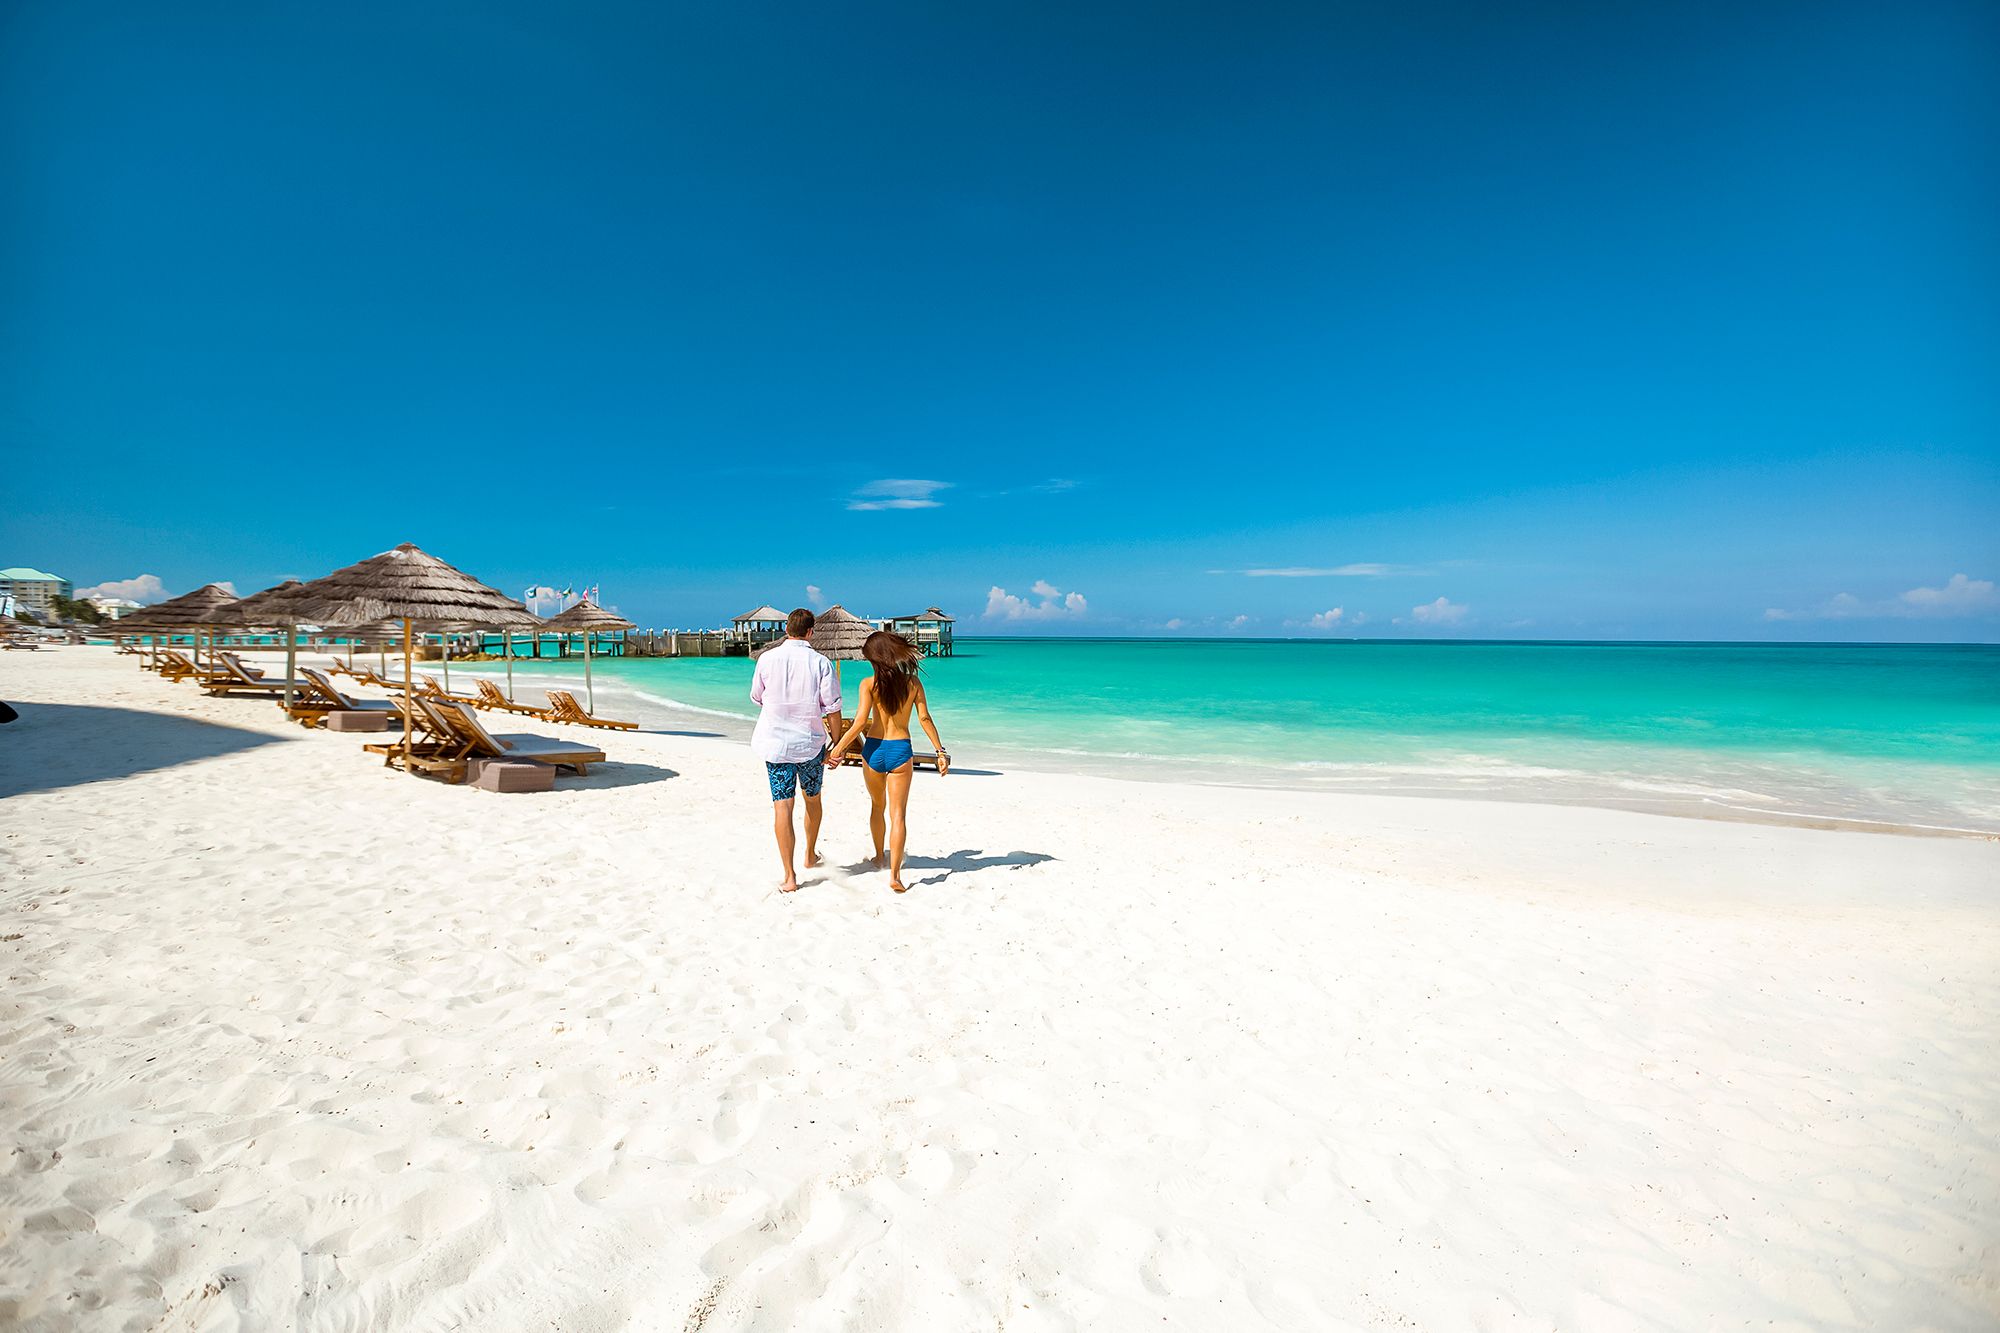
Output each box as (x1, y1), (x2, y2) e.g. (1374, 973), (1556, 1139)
(463, 639), (2000, 833)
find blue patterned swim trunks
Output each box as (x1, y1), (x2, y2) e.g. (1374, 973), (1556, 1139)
(765, 751), (826, 802)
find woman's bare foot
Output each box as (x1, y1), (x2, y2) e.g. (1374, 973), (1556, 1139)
(778, 878), (799, 894)
(804, 852), (823, 869)
(891, 877), (908, 894)
(872, 850), (886, 870)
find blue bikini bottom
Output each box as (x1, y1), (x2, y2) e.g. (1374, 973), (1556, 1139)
(861, 737), (914, 773)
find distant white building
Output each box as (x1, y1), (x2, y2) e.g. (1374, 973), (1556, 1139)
(1, 567), (71, 616)
(89, 595), (145, 620)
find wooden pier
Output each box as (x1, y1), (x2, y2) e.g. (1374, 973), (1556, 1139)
(443, 604), (957, 660)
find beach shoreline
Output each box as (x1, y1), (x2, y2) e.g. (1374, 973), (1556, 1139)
(4, 646), (1998, 1330)
(378, 650), (2000, 840)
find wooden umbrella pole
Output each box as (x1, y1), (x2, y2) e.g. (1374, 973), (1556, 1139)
(584, 631), (594, 714)
(505, 630), (514, 700)
(282, 622), (297, 713)
(441, 631), (450, 695)
(402, 616), (414, 770)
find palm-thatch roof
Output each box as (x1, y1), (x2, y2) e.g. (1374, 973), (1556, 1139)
(211, 579), (307, 628)
(542, 599), (635, 633)
(258, 543), (541, 628)
(734, 605), (787, 624)
(891, 606), (954, 622)
(118, 583), (240, 630)
(335, 618), (413, 644)
(755, 603), (874, 660)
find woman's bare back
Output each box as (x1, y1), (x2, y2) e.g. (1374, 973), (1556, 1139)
(860, 677), (920, 739)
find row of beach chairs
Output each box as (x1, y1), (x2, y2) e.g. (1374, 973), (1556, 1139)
(134, 648), (629, 788)
(324, 659), (636, 732)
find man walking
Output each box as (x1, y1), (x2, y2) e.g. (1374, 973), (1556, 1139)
(750, 607), (843, 893)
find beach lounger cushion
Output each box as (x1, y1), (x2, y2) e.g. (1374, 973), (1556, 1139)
(323, 710), (392, 732)
(471, 759), (556, 793)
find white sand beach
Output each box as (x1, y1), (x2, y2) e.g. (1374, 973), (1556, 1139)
(3, 646), (1997, 1331)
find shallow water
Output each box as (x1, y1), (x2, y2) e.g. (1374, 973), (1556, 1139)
(465, 639), (2000, 833)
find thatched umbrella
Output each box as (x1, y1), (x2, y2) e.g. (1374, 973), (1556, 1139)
(258, 543), (540, 774)
(339, 618), (408, 677)
(754, 603), (874, 683)
(805, 604), (874, 663)
(121, 583), (241, 671)
(540, 599), (634, 714)
(212, 579), (308, 709)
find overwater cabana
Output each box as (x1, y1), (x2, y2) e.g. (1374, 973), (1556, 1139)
(731, 604), (788, 651)
(887, 606), (955, 657)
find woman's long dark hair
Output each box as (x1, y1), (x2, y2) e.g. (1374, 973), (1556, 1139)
(863, 631), (921, 714)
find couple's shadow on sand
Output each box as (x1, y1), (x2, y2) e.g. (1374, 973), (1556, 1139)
(837, 847), (1055, 888)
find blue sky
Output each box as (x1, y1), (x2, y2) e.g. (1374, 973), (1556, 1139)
(3, 1), (1995, 639)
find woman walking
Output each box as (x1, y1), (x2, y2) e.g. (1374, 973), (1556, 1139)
(827, 632), (950, 892)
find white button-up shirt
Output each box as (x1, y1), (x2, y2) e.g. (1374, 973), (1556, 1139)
(749, 637), (842, 764)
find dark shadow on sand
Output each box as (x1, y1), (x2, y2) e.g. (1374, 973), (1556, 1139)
(901, 847), (1057, 887)
(566, 761), (681, 790)
(0, 701), (291, 798)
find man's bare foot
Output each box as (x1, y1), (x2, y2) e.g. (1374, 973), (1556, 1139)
(804, 852), (823, 869)
(778, 878), (799, 893)
(872, 850), (886, 870)
(891, 877), (908, 894)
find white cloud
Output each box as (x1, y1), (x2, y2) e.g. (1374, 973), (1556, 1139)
(1228, 614), (1252, 630)
(1035, 478), (1079, 493)
(805, 584), (824, 605)
(78, 574), (169, 605)
(1766, 574), (1998, 622)
(214, 581), (239, 597)
(848, 479), (949, 511)
(1308, 607), (1344, 629)
(1350, 612), (1369, 627)
(1408, 596), (1467, 626)
(1164, 618), (1185, 630)
(1900, 573), (1997, 615)
(985, 582), (1088, 621)
(1211, 563), (1405, 578)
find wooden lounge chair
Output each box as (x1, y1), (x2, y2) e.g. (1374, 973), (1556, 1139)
(288, 667), (406, 728)
(543, 690), (638, 731)
(821, 711), (945, 772)
(204, 652), (310, 697)
(423, 699), (605, 776)
(414, 673), (482, 705)
(362, 696), (468, 776)
(156, 649), (204, 681)
(471, 678), (554, 719)
(157, 649), (236, 686)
